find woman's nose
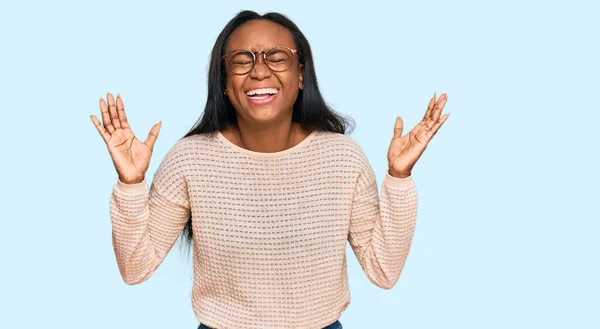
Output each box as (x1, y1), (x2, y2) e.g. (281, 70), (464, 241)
(250, 54), (271, 79)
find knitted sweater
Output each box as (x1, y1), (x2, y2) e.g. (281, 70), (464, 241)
(109, 130), (418, 329)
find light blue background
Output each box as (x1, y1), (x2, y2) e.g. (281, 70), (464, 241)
(1, 0), (598, 328)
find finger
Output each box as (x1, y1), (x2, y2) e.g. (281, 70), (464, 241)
(428, 113), (450, 140)
(431, 93), (447, 119)
(99, 97), (115, 133)
(107, 93), (122, 129)
(422, 92), (437, 121)
(392, 116), (403, 139)
(416, 93), (438, 135)
(144, 121), (162, 151)
(116, 93), (131, 129)
(426, 94), (447, 130)
(90, 114), (111, 144)
(435, 94), (448, 118)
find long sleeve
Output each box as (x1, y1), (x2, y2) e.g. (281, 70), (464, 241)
(347, 161), (418, 290)
(109, 143), (191, 285)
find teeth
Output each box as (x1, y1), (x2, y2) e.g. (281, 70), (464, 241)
(246, 88), (279, 96)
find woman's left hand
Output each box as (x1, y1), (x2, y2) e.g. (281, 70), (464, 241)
(387, 93), (450, 178)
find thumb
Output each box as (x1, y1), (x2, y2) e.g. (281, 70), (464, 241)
(392, 116), (403, 139)
(144, 121), (162, 151)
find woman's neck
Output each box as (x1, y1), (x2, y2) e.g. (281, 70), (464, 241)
(221, 122), (309, 153)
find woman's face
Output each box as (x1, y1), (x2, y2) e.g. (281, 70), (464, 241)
(223, 19), (304, 126)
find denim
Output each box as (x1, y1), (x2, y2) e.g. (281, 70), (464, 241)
(198, 319), (342, 329)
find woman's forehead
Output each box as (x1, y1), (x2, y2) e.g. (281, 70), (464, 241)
(225, 20), (295, 51)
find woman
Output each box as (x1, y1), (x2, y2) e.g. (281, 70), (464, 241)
(90, 10), (449, 329)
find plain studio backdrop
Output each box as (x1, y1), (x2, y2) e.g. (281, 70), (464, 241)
(1, 1), (598, 328)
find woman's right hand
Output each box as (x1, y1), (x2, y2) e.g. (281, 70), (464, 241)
(90, 93), (162, 184)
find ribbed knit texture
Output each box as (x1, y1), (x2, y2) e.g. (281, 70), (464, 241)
(109, 130), (418, 329)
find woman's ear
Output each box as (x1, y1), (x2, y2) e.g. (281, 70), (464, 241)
(298, 64), (304, 90)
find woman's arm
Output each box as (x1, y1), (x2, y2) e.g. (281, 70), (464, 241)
(109, 142), (191, 285)
(347, 159), (418, 290)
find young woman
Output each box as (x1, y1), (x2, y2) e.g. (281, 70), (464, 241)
(91, 10), (449, 329)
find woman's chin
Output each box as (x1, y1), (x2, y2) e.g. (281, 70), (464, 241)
(243, 104), (281, 121)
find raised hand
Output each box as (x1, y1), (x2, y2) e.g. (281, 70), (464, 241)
(387, 93), (450, 178)
(90, 93), (162, 184)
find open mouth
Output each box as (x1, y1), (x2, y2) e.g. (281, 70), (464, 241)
(246, 87), (279, 98)
(245, 87), (279, 104)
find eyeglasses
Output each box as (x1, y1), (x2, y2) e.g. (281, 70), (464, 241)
(222, 46), (299, 75)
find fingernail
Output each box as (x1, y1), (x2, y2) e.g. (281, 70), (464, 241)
(434, 92), (436, 99)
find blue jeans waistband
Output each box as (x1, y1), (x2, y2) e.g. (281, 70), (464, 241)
(198, 319), (342, 329)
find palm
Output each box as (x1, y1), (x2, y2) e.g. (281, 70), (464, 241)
(106, 127), (152, 182)
(387, 93), (449, 177)
(90, 93), (162, 183)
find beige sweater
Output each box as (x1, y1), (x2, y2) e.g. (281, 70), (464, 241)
(109, 130), (418, 329)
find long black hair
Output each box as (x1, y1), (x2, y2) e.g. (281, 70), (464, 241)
(177, 10), (355, 256)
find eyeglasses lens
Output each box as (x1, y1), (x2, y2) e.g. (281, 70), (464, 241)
(227, 47), (293, 75)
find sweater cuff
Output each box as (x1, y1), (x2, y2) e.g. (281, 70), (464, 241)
(384, 171), (414, 189)
(115, 178), (148, 193)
